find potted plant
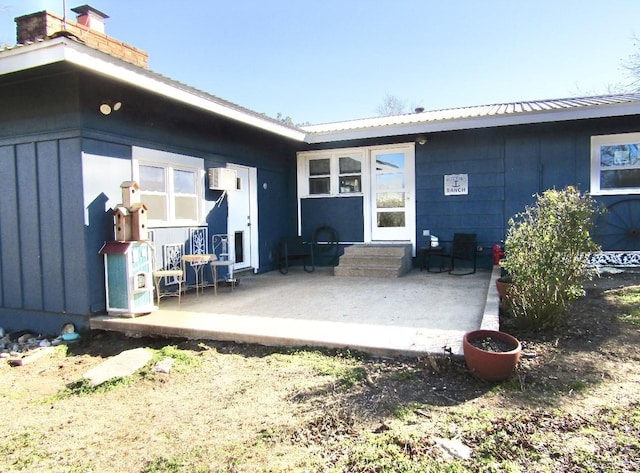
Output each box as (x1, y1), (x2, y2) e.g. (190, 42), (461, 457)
(462, 329), (521, 381)
(495, 274), (513, 300)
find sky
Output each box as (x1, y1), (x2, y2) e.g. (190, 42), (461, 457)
(1, 1), (640, 125)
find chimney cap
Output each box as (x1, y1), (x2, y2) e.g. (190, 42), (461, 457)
(70, 4), (109, 20)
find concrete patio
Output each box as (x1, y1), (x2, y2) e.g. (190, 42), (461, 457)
(91, 266), (501, 358)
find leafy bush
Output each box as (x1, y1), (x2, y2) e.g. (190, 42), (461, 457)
(500, 187), (602, 330)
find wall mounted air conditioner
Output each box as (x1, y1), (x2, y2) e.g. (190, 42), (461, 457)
(208, 168), (237, 191)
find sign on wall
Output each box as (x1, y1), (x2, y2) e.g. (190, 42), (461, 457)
(444, 174), (468, 195)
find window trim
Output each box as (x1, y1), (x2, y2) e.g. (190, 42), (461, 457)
(132, 147), (205, 227)
(591, 132), (640, 195)
(297, 149), (365, 197)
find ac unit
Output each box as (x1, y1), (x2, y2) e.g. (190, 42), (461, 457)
(208, 168), (237, 190)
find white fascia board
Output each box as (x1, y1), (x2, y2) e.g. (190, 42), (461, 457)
(62, 44), (307, 141)
(0, 39), (68, 73)
(304, 102), (640, 144)
(1, 39), (306, 142)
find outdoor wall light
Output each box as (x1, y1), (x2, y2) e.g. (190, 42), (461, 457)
(99, 101), (122, 115)
(416, 136), (428, 145)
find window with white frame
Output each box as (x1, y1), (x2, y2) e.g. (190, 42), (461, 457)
(299, 151), (363, 196)
(133, 147), (204, 225)
(591, 132), (640, 195)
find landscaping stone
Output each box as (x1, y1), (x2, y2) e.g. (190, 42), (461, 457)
(8, 346), (55, 366)
(154, 357), (174, 374)
(82, 347), (152, 386)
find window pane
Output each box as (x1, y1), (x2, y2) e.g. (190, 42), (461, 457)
(139, 165), (165, 192)
(376, 173), (404, 191)
(339, 176), (361, 193)
(309, 177), (330, 194)
(377, 192), (405, 208)
(377, 212), (405, 227)
(141, 194), (167, 220)
(339, 157), (361, 174)
(174, 169), (196, 194)
(600, 144), (639, 167)
(601, 169), (640, 189)
(175, 195), (198, 220)
(375, 153), (404, 171)
(309, 159), (330, 176)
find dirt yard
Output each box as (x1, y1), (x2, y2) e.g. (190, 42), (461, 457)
(1, 271), (639, 472)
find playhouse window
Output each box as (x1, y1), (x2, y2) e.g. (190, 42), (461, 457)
(591, 132), (640, 195)
(133, 147), (204, 226)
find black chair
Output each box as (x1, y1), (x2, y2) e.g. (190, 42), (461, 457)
(278, 236), (315, 274)
(448, 233), (477, 275)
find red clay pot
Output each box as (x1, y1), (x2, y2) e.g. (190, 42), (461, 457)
(463, 329), (522, 381)
(495, 279), (512, 300)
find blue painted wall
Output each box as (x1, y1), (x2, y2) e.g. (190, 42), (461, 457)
(303, 116), (640, 259)
(0, 69), (300, 333)
(300, 197), (364, 242)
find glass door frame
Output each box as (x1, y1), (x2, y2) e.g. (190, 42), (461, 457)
(364, 144), (416, 253)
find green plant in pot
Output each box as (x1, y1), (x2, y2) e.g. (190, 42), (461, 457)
(500, 186), (603, 331)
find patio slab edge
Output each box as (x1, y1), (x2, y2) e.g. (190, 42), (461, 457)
(91, 267), (500, 359)
(91, 313), (469, 358)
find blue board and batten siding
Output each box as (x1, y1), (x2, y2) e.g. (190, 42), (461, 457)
(0, 137), (92, 333)
(0, 69), (301, 334)
(303, 116), (640, 257)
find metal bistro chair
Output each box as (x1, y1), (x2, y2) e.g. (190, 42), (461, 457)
(447, 233), (477, 276)
(151, 243), (185, 305)
(210, 234), (236, 292)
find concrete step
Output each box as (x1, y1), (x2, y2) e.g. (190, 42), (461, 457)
(338, 254), (406, 268)
(342, 244), (410, 257)
(333, 265), (402, 278)
(335, 244), (412, 278)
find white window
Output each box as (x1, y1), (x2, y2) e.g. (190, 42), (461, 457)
(133, 147), (204, 226)
(591, 132), (640, 195)
(298, 150), (363, 196)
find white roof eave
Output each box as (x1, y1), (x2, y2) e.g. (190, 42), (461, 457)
(1, 38), (307, 142)
(306, 102), (640, 144)
(303, 102), (640, 144)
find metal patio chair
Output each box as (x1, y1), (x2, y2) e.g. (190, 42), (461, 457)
(151, 243), (184, 305)
(447, 233), (477, 276)
(278, 236), (315, 274)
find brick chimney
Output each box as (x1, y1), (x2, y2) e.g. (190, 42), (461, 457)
(15, 5), (149, 69)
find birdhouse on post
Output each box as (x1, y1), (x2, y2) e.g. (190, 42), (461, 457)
(120, 181), (140, 209)
(113, 205), (131, 242)
(129, 203), (148, 241)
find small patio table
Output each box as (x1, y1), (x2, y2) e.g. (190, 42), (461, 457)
(182, 254), (217, 296)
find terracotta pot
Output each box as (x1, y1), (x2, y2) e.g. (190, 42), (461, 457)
(495, 279), (512, 300)
(463, 329), (521, 381)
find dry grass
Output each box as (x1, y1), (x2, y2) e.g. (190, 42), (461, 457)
(1, 272), (639, 472)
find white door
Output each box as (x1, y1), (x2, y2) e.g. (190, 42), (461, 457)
(370, 146), (415, 243)
(226, 164), (256, 271)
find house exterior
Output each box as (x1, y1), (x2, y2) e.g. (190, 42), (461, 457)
(1, 6), (639, 334)
(297, 97), (640, 259)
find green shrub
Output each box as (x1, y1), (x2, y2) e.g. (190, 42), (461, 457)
(501, 187), (602, 330)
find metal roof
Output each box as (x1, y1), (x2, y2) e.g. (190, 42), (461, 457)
(302, 94), (640, 143)
(2, 35), (640, 145)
